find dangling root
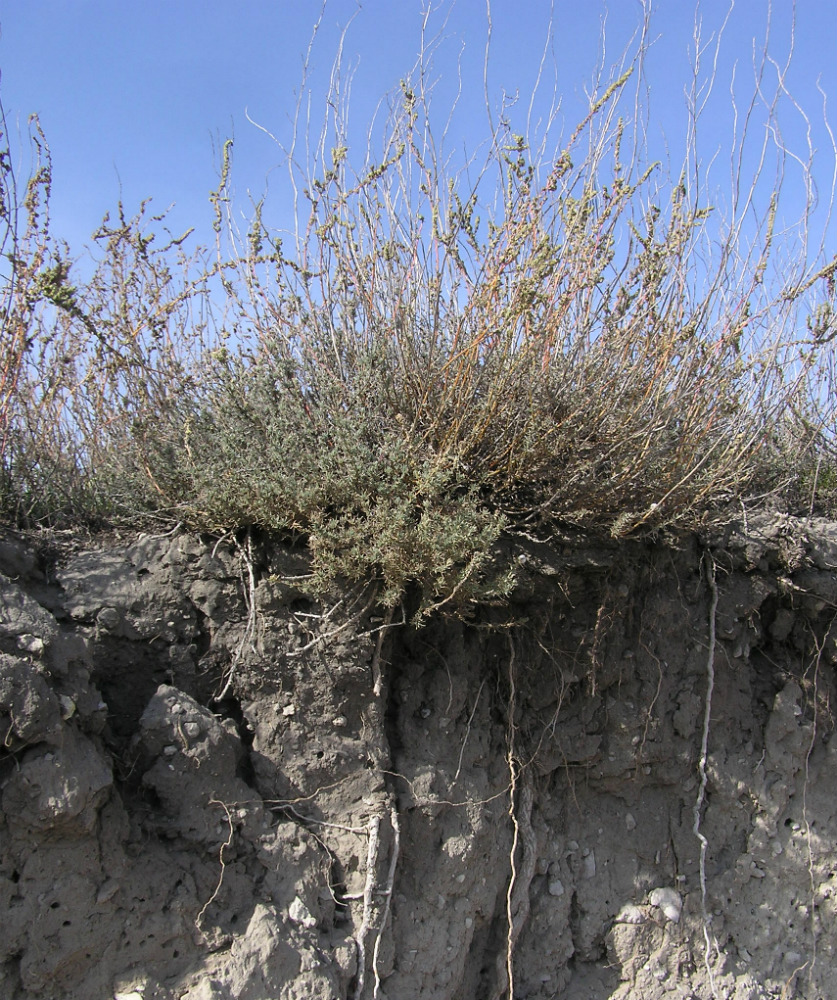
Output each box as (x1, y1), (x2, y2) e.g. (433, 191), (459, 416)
(354, 804), (401, 1000)
(491, 638), (538, 1000)
(693, 549), (719, 997)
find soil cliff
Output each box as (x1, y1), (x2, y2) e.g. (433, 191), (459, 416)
(1, 516), (836, 999)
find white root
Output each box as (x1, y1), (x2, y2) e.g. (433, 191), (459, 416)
(353, 805), (400, 1000)
(693, 549), (719, 997)
(373, 805), (401, 999)
(353, 814), (381, 1000)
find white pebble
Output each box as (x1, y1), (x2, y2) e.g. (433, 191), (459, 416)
(615, 903), (645, 924)
(288, 896), (317, 929)
(648, 887), (682, 923)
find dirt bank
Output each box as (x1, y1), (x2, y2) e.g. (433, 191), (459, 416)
(1, 515), (836, 999)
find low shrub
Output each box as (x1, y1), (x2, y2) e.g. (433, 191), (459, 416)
(2, 18), (835, 613)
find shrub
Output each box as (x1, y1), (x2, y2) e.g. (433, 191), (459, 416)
(2, 13), (836, 613)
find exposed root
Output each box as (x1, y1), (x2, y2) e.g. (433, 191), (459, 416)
(373, 804), (401, 999)
(353, 814), (381, 1000)
(693, 549), (719, 997)
(215, 529), (259, 701)
(371, 606), (395, 697)
(801, 620), (829, 992)
(491, 639), (537, 1000)
(195, 799), (235, 930)
(492, 765), (536, 1000)
(353, 806), (400, 1000)
(452, 678), (486, 786)
(288, 585), (379, 658)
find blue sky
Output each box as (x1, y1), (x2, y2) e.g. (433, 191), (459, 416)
(1, 1), (835, 265)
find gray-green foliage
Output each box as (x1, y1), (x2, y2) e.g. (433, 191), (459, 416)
(2, 39), (836, 615)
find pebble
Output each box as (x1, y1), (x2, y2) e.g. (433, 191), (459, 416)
(96, 607), (120, 630)
(288, 896), (317, 929)
(17, 633), (44, 655)
(615, 903), (645, 924)
(648, 887), (682, 923)
(96, 880), (120, 904)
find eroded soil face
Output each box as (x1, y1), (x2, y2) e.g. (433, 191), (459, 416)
(1, 516), (836, 999)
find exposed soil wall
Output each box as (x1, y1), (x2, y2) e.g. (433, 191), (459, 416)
(1, 516), (836, 999)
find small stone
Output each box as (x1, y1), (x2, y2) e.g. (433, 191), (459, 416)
(183, 722), (201, 738)
(548, 879), (565, 897)
(625, 812), (636, 831)
(96, 607), (120, 630)
(163, 745), (177, 756)
(282, 704), (296, 717)
(648, 887), (681, 923)
(332, 715), (348, 728)
(96, 880), (120, 904)
(59, 695), (76, 720)
(17, 633), (44, 655)
(615, 903), (645, 924)
(288, 896), (317, 928)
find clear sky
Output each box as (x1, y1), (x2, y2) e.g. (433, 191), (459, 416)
(1, 1), (835, 265)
